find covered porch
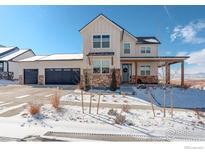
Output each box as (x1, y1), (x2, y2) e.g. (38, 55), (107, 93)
(120, 56), (189, 86)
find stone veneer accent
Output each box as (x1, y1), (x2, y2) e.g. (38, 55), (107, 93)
(38, 75), (44, 85)
(19, 75), (23, 84)
(80, 69), (121, 89)
(135, 76), (158, 84)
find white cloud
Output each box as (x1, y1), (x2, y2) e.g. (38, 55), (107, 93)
(186, 48), (205, 65)
(171, 20), (205, 44)
(170, 48), (205, 74)
(185, 48), (205, 74)
(176, 51), (188, 56)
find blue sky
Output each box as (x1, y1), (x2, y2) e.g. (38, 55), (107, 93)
(0, 5), (205, 74)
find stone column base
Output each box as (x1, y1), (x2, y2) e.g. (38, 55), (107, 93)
(19, 75), (23, 84)
(38, 75), (44, 85)
(80, 68), (121, 89)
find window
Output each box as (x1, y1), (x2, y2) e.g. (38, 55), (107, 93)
(140, 65), (151, 76)
(0, 62), (3, 72)
(102, 35), (110, 48)
(141, 47), (151, 54)
(93, 60), (101, 73)
(93, 60), (110, 74)
(93, 35), (101, 48)
(146, 47), (151, 54)
(124, 43), (131, 54)
(102, 60), (110, 73)
(141, 47), (145, 54)
(93, 35), (110, 48)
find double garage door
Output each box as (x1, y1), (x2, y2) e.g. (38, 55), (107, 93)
(24, 68), (80, 85)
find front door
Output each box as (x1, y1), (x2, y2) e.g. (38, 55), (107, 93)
(122, 64), (132, 82)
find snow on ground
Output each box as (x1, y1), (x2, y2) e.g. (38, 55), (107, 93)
(61, 91), (149, 106)
(0, 104), (205, 140)
(63, 86), (205, 109)
(0, 79), (17, 86)
(132, 86), (205, 109)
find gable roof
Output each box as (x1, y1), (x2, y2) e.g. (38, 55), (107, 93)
(136, 37), (161, 44)
(19, 56), (46, 62)
(79, 14), (160, 44)
(0, 49), (35, 61)
(39, 53), (83, 61)
(79, 13), (123, 32)
(0, 46), (19, 57)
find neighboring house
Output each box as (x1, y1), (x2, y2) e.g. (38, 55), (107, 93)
(18, 14), (189, 87)
(0, 46), (35, 79)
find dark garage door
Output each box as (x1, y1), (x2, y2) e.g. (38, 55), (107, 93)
(45, 68), (80, 85)
(24, 69), (38, 84)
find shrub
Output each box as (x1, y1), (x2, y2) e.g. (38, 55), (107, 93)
(122, 104), (130, 113)
(115, 114), (126, 125)
(28, 103), (41, 116)
(84, 72), (90, 91)
(108, 108), (118, 116)
(51, 88), (60, 109)
(110, 69), (117, 91)
(182, 83), (192, 89)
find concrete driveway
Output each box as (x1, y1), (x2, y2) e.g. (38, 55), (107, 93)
(0, 84), (77, 117)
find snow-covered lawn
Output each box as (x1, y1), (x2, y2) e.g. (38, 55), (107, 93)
(61, 91), (149, 106)
(133, 86), (205, 109)
(0, 104), (205, 141)
(61, 85), (205, 109)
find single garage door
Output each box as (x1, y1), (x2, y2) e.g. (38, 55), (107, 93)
(45, 68), (80, 85)
(24, 69), (38, 84)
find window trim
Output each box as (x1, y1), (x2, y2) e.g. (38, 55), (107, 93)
(123, 43), (131, 54)
(140, 46), (152, 54)
(93, 59), (111, 74)
(92, 34), (111, 49)
(140, 65), (151, 76)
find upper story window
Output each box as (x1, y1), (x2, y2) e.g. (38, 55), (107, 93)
(102, 35), (110, 48)
(124, 43), (131, 54)
(141, 47), (151, 54)
(93, 59), (110, 74)
(93, 35), (101, 48)
(140, 65), (151, 76)
(93, 35), (110, 48)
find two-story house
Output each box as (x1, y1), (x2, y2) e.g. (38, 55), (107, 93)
(79, 14), (189, 87)
(18, 14), (189, 87)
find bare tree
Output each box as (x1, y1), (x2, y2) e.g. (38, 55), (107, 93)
(97, 93), (101, 114)
(89, 92), (92, 114)
(81, 90), (84, 113)
(147, 88), (156, 117)
(163, 88), (166, 117)
(170, 90), (174, 118)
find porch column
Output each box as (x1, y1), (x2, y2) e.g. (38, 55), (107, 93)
(181, 61), (184, 86)
(135, 61), (138, 83)
(165, 62), (170, 84)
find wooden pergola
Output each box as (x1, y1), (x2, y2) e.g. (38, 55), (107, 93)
(121, 56), (190, 86)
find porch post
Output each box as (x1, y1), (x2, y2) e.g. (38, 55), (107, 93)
(165, 62), (170, 84)
(181, 61), (184, 86)
(135, 61), (137, 83)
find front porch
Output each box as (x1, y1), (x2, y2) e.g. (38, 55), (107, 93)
(120, 56), (189, 86)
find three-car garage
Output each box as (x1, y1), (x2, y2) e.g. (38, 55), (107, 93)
(19, 54), (83, 85)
